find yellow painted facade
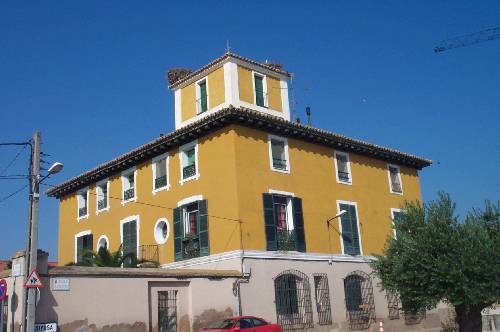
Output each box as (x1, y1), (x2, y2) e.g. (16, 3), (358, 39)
(57, 124), (421, 265)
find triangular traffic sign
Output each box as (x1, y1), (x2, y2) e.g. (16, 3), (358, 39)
(24, 269), (44, 288)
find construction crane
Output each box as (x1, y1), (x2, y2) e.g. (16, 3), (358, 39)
(434, 27), (500, 53)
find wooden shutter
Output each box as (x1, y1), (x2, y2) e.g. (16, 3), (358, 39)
(76, 236), (84, 263)
(199, 81), (207, 112)
(86, 234), (93, 251)
(123, 221), (137, 257)
(292, 197), (306, 252)
(263, 194), (277, 251)
(255, 75), (264, 106)
(173, 207), (183, 261)
(339, 204), (361, 255)
(198, 200), (209, 256)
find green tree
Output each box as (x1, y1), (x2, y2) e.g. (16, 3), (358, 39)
(65, 246), (159, 268)
(371, 193), (499, 332)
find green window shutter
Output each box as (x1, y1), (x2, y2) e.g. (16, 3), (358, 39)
(197, 200), (209, 256)
(76, 236), (84, 263)
(262, 193), (277, 251)
(339, 204), (361, 255)
(292, 197), (306, 252)
(122, 221), (137, 258)
(199, 81), (207, 112)
(87, 234), (93, 251)
(187, 149), (195, 166)
(254, 75), (264, 107)
(173, 207), (183, 261)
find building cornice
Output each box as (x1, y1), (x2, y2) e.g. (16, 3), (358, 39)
(46, 106), (432, 198)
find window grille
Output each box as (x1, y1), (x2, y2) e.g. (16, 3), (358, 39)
(158, 290), (177, 332)
(274, 270), (313, 332)
(386, 291), (401, 320)
(313, 274), (332, 325)
(343, 270), (376, 330)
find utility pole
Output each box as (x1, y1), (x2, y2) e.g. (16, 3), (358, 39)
(25, 131), (41, 331)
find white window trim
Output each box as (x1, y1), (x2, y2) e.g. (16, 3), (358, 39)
(152, 153), (170, 194)
(179, 140), (200, 185)
(387, 164), (404, 195)
(77, 187), (89, 221)
(333, 151), (353, 185)
(121, 167), (137, 205)
(268, 134), (290, 174)
(268, 189), (295, 231)
(120, 215), (140, 255)
(96, 235), (110, 251)
(390, 208), (402, 238)
(336, 200), (363, 256)
(252, 71), (268, 108)
(177, 195), (203, 207)
(95, 179), (110, 214)
(195, 77), (210, 114)
(268, 189), (295, 197)
(74, 230), (92, 263)
(154, 218), (170, 245)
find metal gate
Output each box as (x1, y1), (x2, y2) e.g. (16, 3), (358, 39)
(158, 291), (177, 332)
(386, 291), (401, 320)
(313, 274), (332, 325)
(274, 270), (313, 332)
(343, 271), (376, 330)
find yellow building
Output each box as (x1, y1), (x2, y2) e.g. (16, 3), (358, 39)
(48, 52), (432, 331)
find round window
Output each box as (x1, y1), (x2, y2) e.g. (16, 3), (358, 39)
(154, 218), (169, 244)
(97, 236), (109, 251)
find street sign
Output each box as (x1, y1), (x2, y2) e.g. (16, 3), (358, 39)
(0, 279), (7, 301)
(25, 270), (44, 288)
(11, 263), (21, 277)
(52, 278), (70, 291)
(34, 323), (57, 331)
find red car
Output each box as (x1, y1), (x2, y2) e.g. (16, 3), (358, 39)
(200, 316), (281, 332)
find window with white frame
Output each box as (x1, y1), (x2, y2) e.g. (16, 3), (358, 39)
(97, 235), (109, 251)
(77, 189), (89, 218)
(180, 141), (198, 182)
(391, 208), (403, 237)
(122, 169), (136, 202)
(334, 151), (352, 184)
(269, 135), (290, 172)
(75, 232), (93, 264)
(152, 154), (169, 192)
(337, 201), (362, 255)
(388, 164), (403, 194)
(196, 79), (208, 114)
(183, 203), (198, 237)
(254, 73), (267, 107)
(96, 180), (109, 212)
(154, 218), (170, 245)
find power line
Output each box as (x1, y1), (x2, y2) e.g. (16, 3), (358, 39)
(0, 144), (28, 176)
(0, 184), (29, 204)
(40, 183), (243, 223)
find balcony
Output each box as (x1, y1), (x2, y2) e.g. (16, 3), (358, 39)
(154, 175), (167, 189)
(182, 236), (200, 259)
(338, 171), (351, 183)
(182, 164), (196, 179)
(123, 188), (135, 201)
(273, 158), (288, 171)
(78, 206), (87, 217)
(97, 198), (107, 210)
(277, 229), (297, 251)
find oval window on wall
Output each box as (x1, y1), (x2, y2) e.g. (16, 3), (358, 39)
(154, 218), (170, 245)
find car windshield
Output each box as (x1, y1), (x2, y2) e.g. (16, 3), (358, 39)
(204, 319), (236, 329)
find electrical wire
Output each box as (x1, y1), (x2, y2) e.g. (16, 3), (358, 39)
(0, 144), (27, 176)
(0, 184), (29, 204)
(40, 182), (243, 223)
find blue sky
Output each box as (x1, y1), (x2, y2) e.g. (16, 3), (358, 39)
(1, 2), (499, 260)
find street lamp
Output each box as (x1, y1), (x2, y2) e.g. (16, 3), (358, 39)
(47, 162), (64, 175)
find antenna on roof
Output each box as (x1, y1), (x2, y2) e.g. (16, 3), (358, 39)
(225, 40), (231, 54)
(306, 106), (311, 126)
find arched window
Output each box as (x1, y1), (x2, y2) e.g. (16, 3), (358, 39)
(343, 270), (376, 330)
(274, 270), (313, 332)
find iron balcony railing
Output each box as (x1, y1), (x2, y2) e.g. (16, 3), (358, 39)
(138, 244), (159, 262)
(273, 158), (287, 171)
(97, 198), (107, 210)
(182, 164), (196, 179)
(182, 236), (200, 259)
(155, 175), (167, 189)
(78, 206), (87, 217)
(277, 229), (297, 251)
(338, 171), (351, 183)
(123, 188), (135, 201)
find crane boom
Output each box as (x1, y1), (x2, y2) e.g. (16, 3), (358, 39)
(434, 27), (500, 53)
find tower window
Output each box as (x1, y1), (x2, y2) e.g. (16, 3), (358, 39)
(254, 73), (267, 107)
(197, 79), (208, 114)
(387, 164), (403, 194)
